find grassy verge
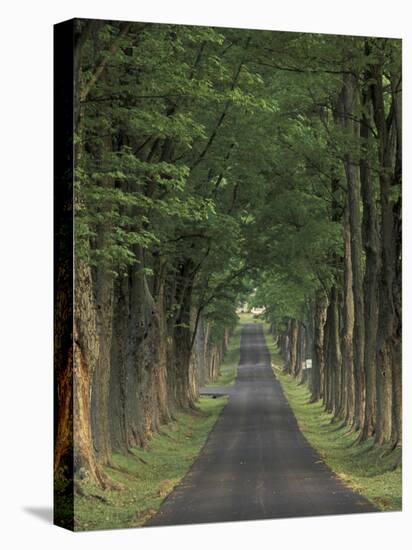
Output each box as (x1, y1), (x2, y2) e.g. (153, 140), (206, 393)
(206, 324), (241, 387)
(262, 322), (402, 512)
(74, 396), (227, 531)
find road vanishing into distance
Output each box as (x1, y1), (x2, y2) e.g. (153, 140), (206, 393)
(148, 323), (376, 527)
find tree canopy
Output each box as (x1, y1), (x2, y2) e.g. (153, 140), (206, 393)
(54, 20), (402, 497)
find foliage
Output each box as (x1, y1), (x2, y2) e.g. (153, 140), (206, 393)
(76, 21), (399, 334)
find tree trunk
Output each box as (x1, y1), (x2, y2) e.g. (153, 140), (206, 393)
(310, 293), (327, 402)
(90, 172), (116, 463)
(340, 73), (365, 431)
(323, 286), (341, 414)
(109, 275), (129, 453)
(73, 259), (108, 486)
(295, 322), (305, 381)
(358, 73), (379, 441)
(339, 203), (355, 424)
(153, 269), (172, 424)
(91, 264), (114, 465)
(289, 319), (299, 376)
(166, 260), (197, 410)
(370, 55), (402, 446)
(122, 247), (159, 448)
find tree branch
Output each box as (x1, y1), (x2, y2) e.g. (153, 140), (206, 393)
(80, 23), (132, 103)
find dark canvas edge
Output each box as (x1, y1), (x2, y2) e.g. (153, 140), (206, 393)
(53, 18), (75, 532)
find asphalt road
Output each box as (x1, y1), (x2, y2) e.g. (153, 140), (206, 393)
(148, 323), (377, 527)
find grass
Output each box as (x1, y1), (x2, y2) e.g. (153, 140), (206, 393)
(73, 396), (227, 531)
(261, 321), (402, 512)
(206, 325), (241, 387)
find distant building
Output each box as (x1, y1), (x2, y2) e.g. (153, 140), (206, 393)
(236, 303), (265, 316)
(251, 306), (265, 315)
(237, 289), (265, 316)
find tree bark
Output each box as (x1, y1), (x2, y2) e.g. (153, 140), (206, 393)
(90, 137), (115, 466)
(91, 265), (114, 465)
(340, 73), (365, 431)
(289, 319), (299, 376)
(370, 53), (402, 446)
(295, 322), (306, 380)
(310, 293), (327, 402)
(339, 203), (355, 424)
(108, 275), (129, 453)
(323, 286), (341, 414)
(359, 69), (379, 441)
(73, 259), (107, 486)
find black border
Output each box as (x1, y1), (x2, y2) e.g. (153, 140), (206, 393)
(53, 18), (75, 531)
